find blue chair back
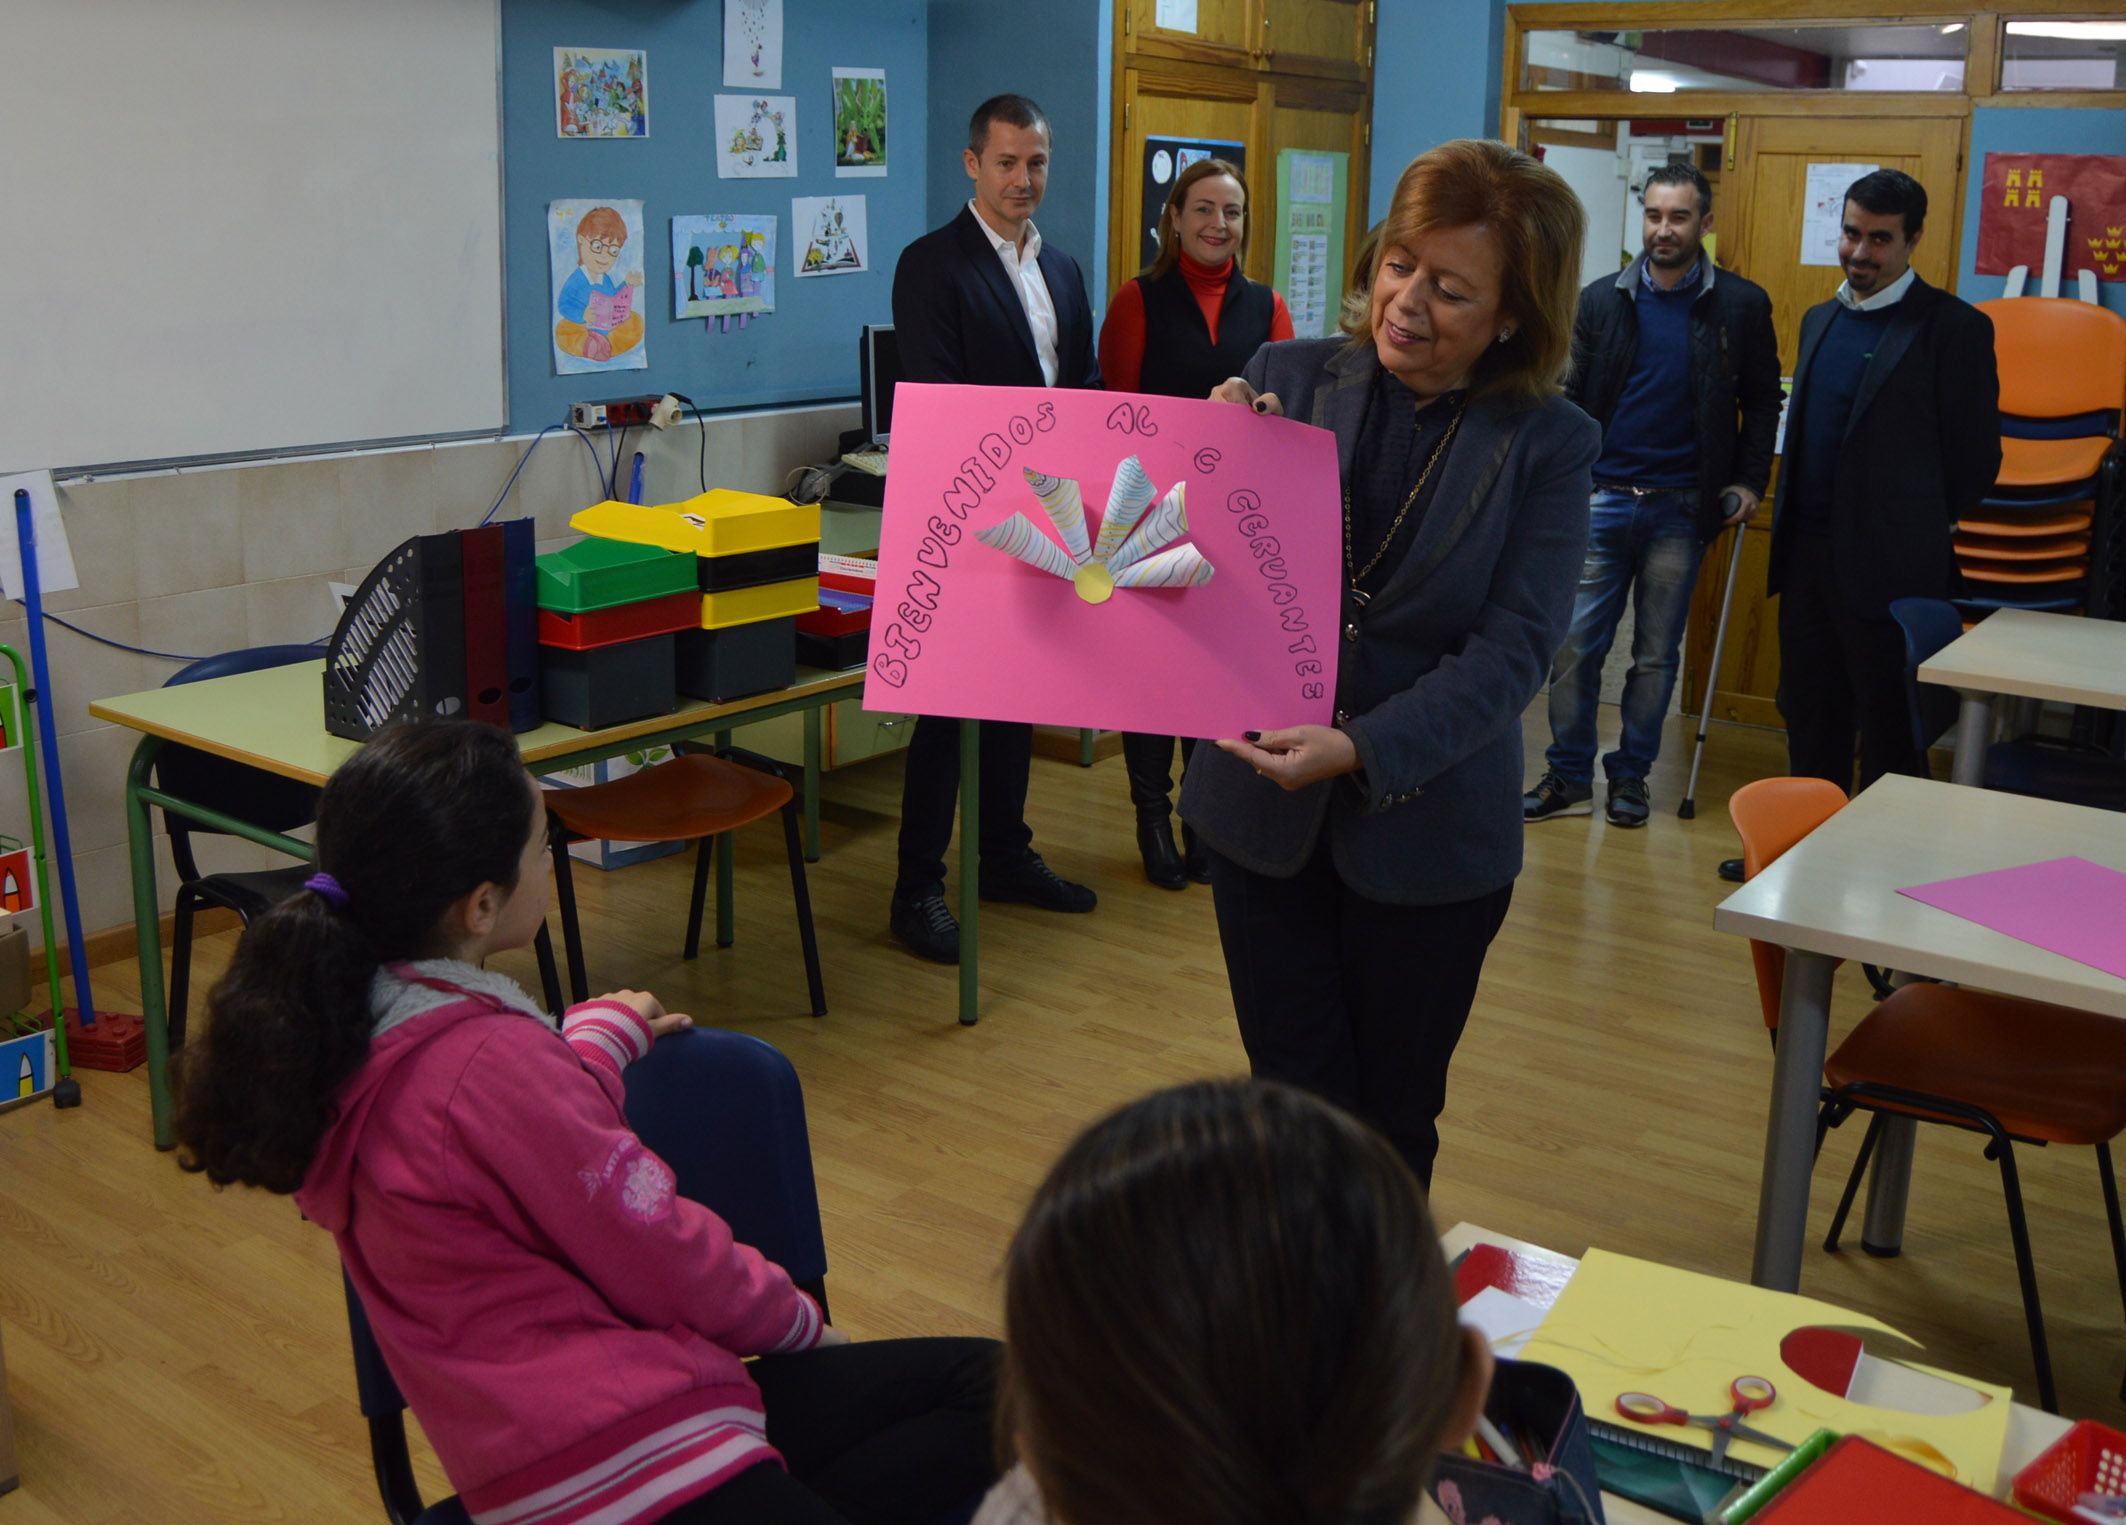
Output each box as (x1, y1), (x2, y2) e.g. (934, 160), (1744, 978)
(624, 1027), (829, 1294)
(1889, 598), (1968, 755)
(155, 645), (323, 873)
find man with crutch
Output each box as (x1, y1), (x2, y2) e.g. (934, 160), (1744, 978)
(1524, 162), (1782, 829)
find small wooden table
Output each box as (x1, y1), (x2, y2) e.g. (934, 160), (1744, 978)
(1917, 607), (2126, 785)
(91, 661), (994, 1147)
(1712, 774), (2126, 1289)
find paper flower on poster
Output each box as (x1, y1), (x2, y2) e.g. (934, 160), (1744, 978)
(976, 456), (1215, 605)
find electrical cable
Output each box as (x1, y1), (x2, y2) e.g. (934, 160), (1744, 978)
(667, 392), (707, 493)
(479, 423), (604, 526)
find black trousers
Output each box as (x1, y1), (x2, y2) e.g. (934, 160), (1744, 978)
(1121, 733), (1198, 816)
(894, 716), (1034, 898)
(1208, 841), (1513, 1188)
(658, 1337), (1000, 1524)
(1775, 533), (1926, 793)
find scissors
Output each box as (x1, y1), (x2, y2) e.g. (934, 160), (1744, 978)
(1614, 1375), (1796, 1466)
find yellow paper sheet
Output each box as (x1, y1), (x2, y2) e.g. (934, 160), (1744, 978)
(1517, 1249), (2011, 1490)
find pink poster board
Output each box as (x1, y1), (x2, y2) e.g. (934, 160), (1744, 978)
(864, 384), (1343, 736)
(1897, 856), (2126, 981)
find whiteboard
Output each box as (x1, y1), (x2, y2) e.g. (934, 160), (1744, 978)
(1, 0), (504, 473)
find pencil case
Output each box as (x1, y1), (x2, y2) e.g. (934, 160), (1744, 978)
(1430, 1358), (1606, 1525)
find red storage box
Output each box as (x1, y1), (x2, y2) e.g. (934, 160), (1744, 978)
(796, 587), (872, 639)
(2013, 1420), (2126, 1521)
(538, 590), (701, 651)
(819, 551), (877, 598)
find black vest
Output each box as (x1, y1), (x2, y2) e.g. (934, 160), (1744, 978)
(1136, 263), (1276, 401)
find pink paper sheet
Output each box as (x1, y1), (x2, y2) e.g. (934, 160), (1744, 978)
(863, 384), (1343, 736)
(1897, 856), (2126, 980)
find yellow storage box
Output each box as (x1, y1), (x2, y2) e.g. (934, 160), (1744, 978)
(700, 577), (819, 630)
(573, 491), (821, 557)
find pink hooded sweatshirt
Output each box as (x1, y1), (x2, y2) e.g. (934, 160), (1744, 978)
(294, 960), (823, 1525)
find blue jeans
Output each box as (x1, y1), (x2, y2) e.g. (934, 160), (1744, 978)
(1544, 486), (1705, 787)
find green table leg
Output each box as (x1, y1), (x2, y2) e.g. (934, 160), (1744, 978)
(126, 739), (175, 1149)
(1078, 727), (1096, 767)
(959, 719), (979, 1026)
(715, 729), (736, 949)
(802, 706), (823, 863)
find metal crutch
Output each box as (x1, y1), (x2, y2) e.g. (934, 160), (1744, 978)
(1678, 507), (1746, 820)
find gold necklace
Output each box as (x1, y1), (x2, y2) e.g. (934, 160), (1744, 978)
(1344, 400), (1466, 588)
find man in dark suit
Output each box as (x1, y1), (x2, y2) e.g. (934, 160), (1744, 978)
(886, 93), (1103, 964)
(1770, 168), (2001, 793)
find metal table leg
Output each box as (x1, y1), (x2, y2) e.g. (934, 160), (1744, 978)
(1861, 1117), (1919, 1256)
(126, 739), (174, 1149)
(1752, 948), (1836, 1290)
(1077, 727), (1096, 767)
(1950, 692), (1996, 786)
(715, 728), (736, 948)
(802, 706), (823, 862)
(959, 719), (979, 1026)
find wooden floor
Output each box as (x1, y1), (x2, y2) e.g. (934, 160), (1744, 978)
(4, 704), (2120, 1520)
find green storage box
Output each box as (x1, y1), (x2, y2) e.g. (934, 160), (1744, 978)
(536, 539), (698, 614)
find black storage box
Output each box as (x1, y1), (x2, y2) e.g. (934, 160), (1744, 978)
(698, 544), (818, 592)
(796, 629), (867, 671)
(540, 634), (678, 729)
(675, 618), (797, 702)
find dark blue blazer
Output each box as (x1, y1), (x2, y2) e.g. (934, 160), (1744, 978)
(890, 205), (1101, 391)
(1180, 337), (1598, 905)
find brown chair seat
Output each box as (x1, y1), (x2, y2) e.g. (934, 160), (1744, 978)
(1959, 507), (2093, 538)
(545, 753), (793, 843)
(1996, 434), (2112, 490)
(1953, 531), (2090, 562)
(1825, 983), (2126, 1145)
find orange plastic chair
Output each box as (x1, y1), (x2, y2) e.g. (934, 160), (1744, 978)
(540, 747), (825, 1018)
(1729, 777), (2126, 1412)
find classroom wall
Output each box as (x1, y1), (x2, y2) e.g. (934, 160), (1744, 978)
(1960, 107), (2126, 317)
(501, 0), (928, 428)
(924, 1), (1112, 312)
(1368, 0), (1504, 218)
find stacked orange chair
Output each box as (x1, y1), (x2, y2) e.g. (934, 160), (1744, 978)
(1963, 299), (2126, 617)
(1731, 777), (2126, 1413)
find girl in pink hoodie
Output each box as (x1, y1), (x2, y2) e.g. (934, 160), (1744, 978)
(172, 721), (998, 1524)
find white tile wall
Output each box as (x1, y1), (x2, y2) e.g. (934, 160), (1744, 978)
(19, 402), (856, 955)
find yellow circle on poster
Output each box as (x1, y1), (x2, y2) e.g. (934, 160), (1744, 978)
(1074, 563), (1115, 605)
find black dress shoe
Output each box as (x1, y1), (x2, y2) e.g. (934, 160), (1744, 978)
(1719, 857), (1746, 883)
(889, 891), (960, 963)
(979, 853), (1097, 913)
(1182, 822), (1211, 884)
(1137, 818), (1187, 890)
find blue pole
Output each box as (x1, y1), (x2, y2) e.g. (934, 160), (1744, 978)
(14, 490), (96, 1025)
(627, 451), (647, 505)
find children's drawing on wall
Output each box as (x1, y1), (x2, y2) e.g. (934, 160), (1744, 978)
(792, 196), (869, 278)
(673, 214), (776, 330)
(832, 68), (887, 179)
(723, 0), (783, 89)
(715, 95), (798, 179)
(549, 200), (648, 375)
(554, 47), (648, 139)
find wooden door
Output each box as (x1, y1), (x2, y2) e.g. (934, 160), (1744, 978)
(1680, 113), (1967, 729)
(1269, 75), (1372, 287)
(1121, 0), (1254, 62)
(1266, 0), (1374, 78)
(1112, 66), (1264, 285)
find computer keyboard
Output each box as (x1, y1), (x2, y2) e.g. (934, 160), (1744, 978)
(840, 448), (889, 477)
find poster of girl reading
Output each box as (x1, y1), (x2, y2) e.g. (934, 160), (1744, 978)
(550, 200), (648, 374)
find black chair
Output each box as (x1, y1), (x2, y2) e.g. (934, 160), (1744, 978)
(341, 1028), (828, 1521)
(157, 645), (325, 1045)
(1889, 598), (2126, 810)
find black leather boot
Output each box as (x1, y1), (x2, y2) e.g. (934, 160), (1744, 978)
(1181, 821), (1211, 883)
(1137, 815), (1187, 890)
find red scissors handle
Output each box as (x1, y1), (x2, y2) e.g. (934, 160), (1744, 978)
(1616, 1391), (1689, 1425)
(1730, 1375), (1777, 1415)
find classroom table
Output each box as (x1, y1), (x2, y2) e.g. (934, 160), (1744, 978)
(1712, 774), (2126, 1291)
(1441, 1221), (2072, 1515)
(1917, 607), (2126, 786)
(90, 660), (993, 1148)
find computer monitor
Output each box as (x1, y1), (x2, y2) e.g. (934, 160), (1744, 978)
(860, 323), (901, 447)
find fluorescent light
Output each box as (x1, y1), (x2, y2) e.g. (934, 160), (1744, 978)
(1939, 21), (1965, 33)
(1629, 70), (1680, 93)
(2007, 20), (2126, 41)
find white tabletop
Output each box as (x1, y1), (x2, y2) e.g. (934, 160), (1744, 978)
(1712, 774), (2126, 1018)
(1441, 1223), (2071, 1507)
(1916, 607), (2126, 709)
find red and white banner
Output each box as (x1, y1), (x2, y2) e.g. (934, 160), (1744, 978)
(1976, 152), (2126, 282)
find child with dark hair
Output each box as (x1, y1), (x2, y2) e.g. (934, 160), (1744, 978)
(173, 721), (997, 1525)
(978, 1079), (1493, 1525)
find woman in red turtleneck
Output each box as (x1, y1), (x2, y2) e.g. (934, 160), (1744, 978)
(1099, 158), (1295, 890)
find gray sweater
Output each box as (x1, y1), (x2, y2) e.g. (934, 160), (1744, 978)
(1180, 337), (1598, 905)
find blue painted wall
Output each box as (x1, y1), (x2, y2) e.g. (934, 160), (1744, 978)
(1960, 107), (2126, 317)
(923, 1), (1109, 310)
(501, 0), (926, 432)
(1368, 0), (1503, 219)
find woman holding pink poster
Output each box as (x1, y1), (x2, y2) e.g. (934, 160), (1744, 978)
(1182, 140), (1598, 1188)
(1099, 158), (1296, 891)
